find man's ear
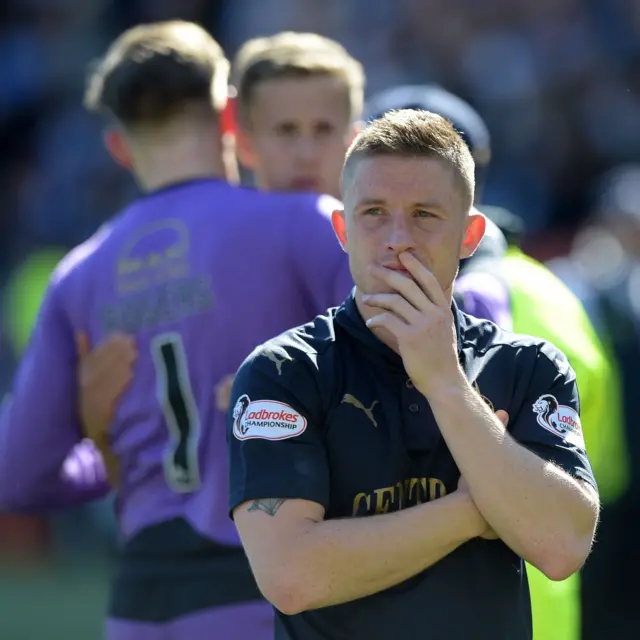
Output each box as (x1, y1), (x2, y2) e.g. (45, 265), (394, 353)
(331, 209), (348, 251)
(220, 96), (237, 136)
(459, 209), (487, 259)
(347, 120), (364, 146)
(104, 128), (133, 170)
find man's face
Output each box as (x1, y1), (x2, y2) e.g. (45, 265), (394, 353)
(237, 75), (355, 197)
(337, 155), (482, 301)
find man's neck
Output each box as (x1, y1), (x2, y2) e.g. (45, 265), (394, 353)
(141, 166), (224, 193)
(131, 123), (233, 192)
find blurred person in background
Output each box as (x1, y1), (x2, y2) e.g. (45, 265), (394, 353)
(231, 31), (364, 199)
(73, 29), (366, 433)
(364, 84), (625, 640)
(211, 29), (366, 409)
(548, 164), (640, 640)
(0, 19), (353, 640)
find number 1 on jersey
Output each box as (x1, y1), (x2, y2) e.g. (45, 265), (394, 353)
(151, 333), (201, 493)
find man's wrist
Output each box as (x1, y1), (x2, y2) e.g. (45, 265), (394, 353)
(452, 491), (486, 540)
(415, 366), (468, 402)
(424, 491), (485, 542)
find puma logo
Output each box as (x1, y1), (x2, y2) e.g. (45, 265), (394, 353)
(263, 348), (291, 376)
(342, 394), (379, 427)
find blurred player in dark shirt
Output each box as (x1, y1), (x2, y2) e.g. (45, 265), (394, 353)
(0, 21), (352, 640)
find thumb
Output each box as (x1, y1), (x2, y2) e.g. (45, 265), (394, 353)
(75, 331), (91, 360)
(495, 409), (509, 427)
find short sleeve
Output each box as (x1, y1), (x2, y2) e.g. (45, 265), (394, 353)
(510, 344), (598, 492)
(226, 344), (330, 517)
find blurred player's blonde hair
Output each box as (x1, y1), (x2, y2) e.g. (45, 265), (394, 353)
(343, 109), (476, 209)
(232, 31), (364, 125)
(84, 21), (229, 129)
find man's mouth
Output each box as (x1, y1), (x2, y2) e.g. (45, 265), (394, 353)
(290, 177), (320, 191)
(383, 265), (411, 276)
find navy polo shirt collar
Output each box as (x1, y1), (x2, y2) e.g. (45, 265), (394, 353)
(335, 290), (465, 370)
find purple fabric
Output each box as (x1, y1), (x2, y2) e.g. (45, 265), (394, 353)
(455, 270), (513, 331)
(0, 282), (112, 512)
(0, 180), (352, 551)
(106, 601), (274, 640)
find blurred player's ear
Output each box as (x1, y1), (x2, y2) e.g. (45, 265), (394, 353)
(331, 209), (348, 251)
(104, 129), (134, 170)
(348, 121), (364, 146)
(235, 129), (257, 170)
(459, 210), (486, 260)
(220, 95), (237, 137)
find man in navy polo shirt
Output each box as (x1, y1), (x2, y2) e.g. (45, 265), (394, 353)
(227, 109), (599, 640)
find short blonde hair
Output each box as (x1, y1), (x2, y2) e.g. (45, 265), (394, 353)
(343, 109), (476, 207)
(232, 31), (364, 125)
(84, 21), (229, 128)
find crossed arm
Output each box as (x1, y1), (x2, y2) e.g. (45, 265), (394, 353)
(427, 376), (599, 580)
(234, 491), (488, 615)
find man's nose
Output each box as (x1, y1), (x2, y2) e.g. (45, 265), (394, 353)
(386, 216), (415, 254)
(295, 136), (320, 163)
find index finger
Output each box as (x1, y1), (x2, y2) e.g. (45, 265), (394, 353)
(369, 265), (430, 313)
(399, 252), (448, 308)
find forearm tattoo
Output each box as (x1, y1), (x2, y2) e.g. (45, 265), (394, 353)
(247, 498), (288, 517)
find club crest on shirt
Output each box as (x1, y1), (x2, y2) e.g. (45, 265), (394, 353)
(532, 394), (584, 448)
(232, 397), (307, 441)
(232, 394), (252, 436)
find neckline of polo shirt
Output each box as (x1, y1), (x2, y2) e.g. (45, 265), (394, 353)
(334, 292), (465, 370)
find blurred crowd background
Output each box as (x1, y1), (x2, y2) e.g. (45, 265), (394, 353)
(0, 0), (638, 637)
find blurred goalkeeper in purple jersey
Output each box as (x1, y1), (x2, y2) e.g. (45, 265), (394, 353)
(0, 21), (352, 640)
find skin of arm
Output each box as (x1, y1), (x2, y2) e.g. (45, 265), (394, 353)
(425, 374), (599, 581)
(233, 491), (489, 615)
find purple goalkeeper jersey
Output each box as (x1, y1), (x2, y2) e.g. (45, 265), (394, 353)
(0, 178), (352, 546)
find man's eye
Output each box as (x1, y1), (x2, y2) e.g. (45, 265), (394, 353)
(275, 123), (297, 136)
(315, 122), (335, 136)
(415, 210), (435, 218)
(363, 208), (383, 216)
